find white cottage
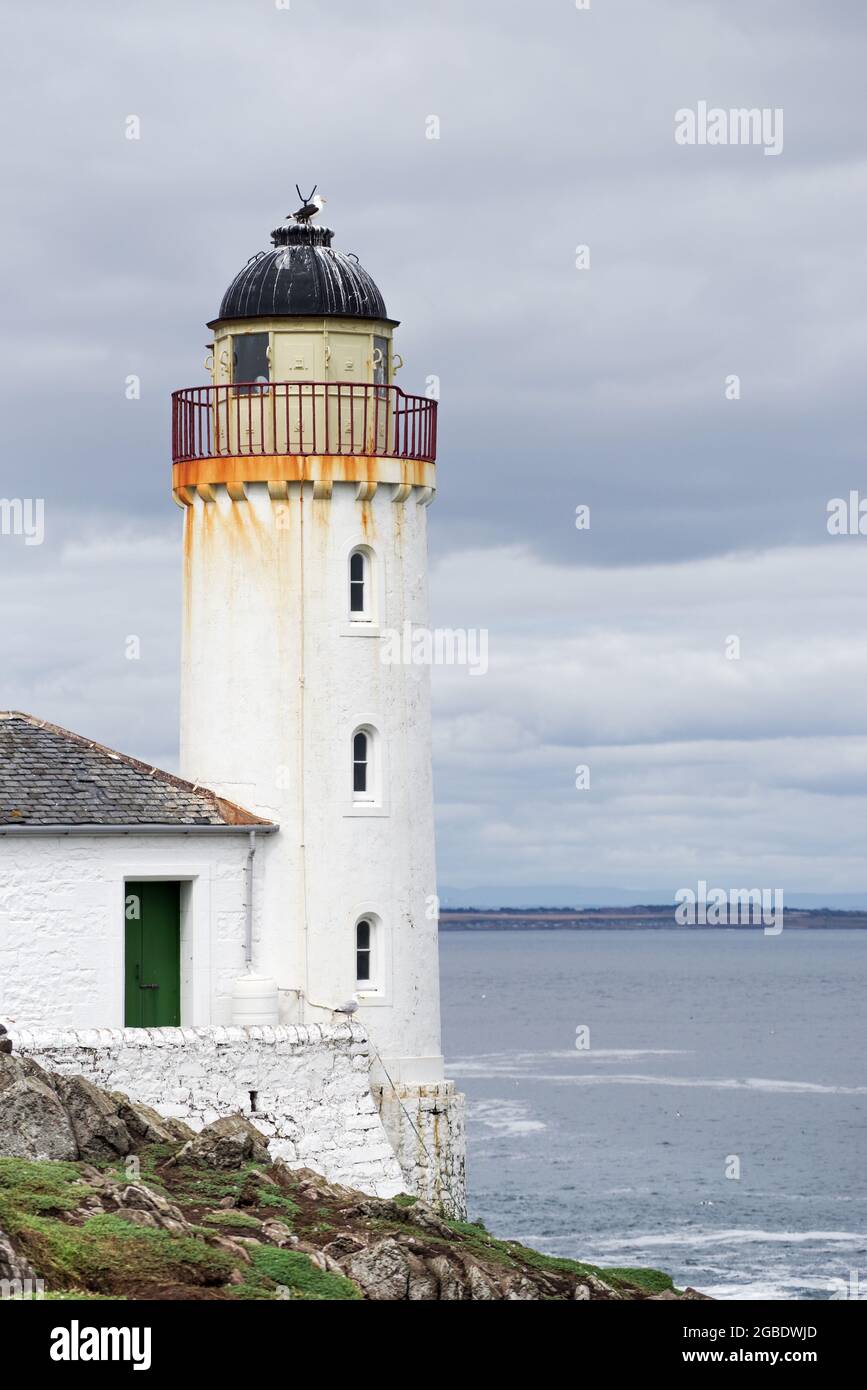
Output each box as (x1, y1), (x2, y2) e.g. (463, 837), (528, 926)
(0, 210), (465, 1212)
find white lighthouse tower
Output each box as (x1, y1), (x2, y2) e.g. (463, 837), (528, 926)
(173, 208), (463, 1201)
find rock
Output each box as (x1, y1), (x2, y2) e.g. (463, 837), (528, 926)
(0, 1054), (78, 1160)
(323, 1234), (365, 1259)
(309, 1250), (345, 1275)
(406, 1253), (439, 1301)
(261, 1220), (295, 1248)
(109, 1093), (191, 1147)
(177, 1114), (270, 1170)
(344, 1238), (412, 1300)
(0, 1226), (40, 1286)
(427, 1254), (467, 1301)
(97, 1179), (189, 1236)
(53, 1074), (131, 1160)
(164, 1117), (198, 1144)
(464, 1262), (500, 1300)
(206, 1235), (252, 1266)
(0, 1040), (12, 1056)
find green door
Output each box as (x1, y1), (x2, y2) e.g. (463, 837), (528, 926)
(124, 882), (181, 1027)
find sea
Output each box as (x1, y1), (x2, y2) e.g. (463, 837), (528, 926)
(439, 928), (867, 1300)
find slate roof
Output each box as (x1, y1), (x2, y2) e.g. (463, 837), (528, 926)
(0, 713), (273, 829)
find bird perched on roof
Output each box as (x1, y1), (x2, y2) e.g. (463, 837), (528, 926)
(290, 184), (326, 224)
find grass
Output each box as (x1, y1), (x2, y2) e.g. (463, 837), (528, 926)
(13, 1212), (236, 1295)
(242, 1246), (362, 1301)
(201, 1209), (263, 1231)
(0, 1158), (93, 1227)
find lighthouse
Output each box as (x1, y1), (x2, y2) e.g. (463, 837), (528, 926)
(172, 210), (448, 1101)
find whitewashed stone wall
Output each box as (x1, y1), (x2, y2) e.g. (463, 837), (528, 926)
(375, 1081), (466, 1218)
(8, 1022), (405, 1198)
(0, 833), (255, 1029)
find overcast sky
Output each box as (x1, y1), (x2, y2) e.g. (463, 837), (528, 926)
(2, 0), (866, 902)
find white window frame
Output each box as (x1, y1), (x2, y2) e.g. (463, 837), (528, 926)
(348, 545), (374, 624)
(340, 539), (382, 637)
(352, 909), (389, 1001)
(344, 717), (389, 817)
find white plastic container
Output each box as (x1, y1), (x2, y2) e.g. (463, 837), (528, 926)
(231, 973), (280, 1027)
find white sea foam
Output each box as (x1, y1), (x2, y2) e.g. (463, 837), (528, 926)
(470, 1099), (546, 1137)
(702, 1275), (859, 1301)
(447, 1049), (689, 1078)
(585, 1228), (867, 1250)
(538, 1073), (867, 1095)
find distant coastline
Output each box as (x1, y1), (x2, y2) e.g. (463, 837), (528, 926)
(439, 906), (867, 930)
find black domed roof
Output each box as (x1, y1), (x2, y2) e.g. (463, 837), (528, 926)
(212, 223), (394, 325)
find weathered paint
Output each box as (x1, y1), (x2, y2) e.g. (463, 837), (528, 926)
(172, 452), (435, 502)
(179, 479), (444, 1084)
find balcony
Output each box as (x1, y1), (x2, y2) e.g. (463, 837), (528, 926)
(171, 381), (437, 466)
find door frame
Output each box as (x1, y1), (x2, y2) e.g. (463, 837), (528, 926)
(120, 870), (211, 1027)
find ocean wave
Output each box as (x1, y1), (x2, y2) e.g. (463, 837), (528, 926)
(583, 1229), (867, 1250)
(469, 1099), (546, 1137)
(447, 1049), (689, 1077)
(541, 1074), (867, 1095)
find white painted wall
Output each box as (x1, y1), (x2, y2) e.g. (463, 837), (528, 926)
(0, 833), (252, 1028)
(180, 479), (444, 1083)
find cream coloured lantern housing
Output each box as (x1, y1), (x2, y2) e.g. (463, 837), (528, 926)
(173, 217), (443, 1088)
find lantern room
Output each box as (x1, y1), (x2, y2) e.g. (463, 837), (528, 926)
(171, 219), (436, 478)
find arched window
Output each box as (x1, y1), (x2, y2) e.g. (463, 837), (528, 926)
(348, 547), (374, 622)
(352, 728), (369, 795)
(356, 918), (372, 984)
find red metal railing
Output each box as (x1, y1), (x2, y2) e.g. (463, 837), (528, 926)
(171, 382), (437, 465)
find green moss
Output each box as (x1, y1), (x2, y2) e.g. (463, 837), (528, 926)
(486, 1242), (679, 1295)
(247, 1246), (362, 1300)
(202, 1209), (263, 1231)
(392, 1194), (418, 1208)
(0, 1158), (93, 1229)
(16, 1212), (235, 1294)
(256, 1190), (300, 1220)
(602, 1266), (677, 1294)
(168, 1162), (267, 1203)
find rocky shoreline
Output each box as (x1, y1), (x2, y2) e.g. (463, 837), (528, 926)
(0, 1051), (708, 1301)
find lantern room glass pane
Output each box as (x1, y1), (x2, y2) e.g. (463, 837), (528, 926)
(233, 333), (269, 392)
(373, 335), (388, 396)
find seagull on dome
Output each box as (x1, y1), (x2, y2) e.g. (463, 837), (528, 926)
(289, 184), (327, 225)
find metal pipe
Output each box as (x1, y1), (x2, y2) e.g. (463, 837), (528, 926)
(244, 830), (257, 966)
